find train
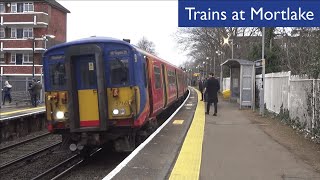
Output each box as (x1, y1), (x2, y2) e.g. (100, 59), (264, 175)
(43, 37), (188, 152)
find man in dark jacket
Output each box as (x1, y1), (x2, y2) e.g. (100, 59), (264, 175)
(204, 72), (220, 116)
(29, 79), (42, 107)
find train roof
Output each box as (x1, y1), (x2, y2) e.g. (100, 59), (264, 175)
(45, 36), (131, 54)
(45, 36), (184, 71)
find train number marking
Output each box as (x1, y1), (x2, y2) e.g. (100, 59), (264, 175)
(115, 101), (130, 106)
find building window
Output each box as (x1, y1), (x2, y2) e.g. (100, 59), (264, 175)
(17, 29), (23, 38)
(23, 54), (33, 63)
(0, 28), (4, 38)
(10, 28), (32, 39)
(11, 2), (34, 13)
(11, 28), (16, 38)
(0, 53), (4, 63)
(11, 3), (17, 13)
(11, 53), (23, 65)
(23, 28), (33, 38)
(24, 3), (34, 12)
(11, 53), (16, 63)
(0, 3), (5, 13)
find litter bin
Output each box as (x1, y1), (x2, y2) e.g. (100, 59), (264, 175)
(222, 89), (231, 99)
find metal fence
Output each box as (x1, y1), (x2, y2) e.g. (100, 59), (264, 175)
(223, 71), (320, 132)
(0, 75), (44, 106)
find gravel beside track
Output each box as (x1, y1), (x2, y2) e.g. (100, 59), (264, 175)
(0, 130), (50, 149)
(0, 145), (74, 180)
(0, 134), (61, 166)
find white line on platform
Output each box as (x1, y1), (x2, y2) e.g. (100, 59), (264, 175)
(103, 89), (192, 180)
(0, 110), (45, 121)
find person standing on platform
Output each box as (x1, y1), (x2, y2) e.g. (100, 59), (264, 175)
(204, 73), (220, 116)
(199, 78), (205, 101)
(2, 81), (12, 105)
(29, 79), (42, 107)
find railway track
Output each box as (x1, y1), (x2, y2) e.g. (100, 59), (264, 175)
(31, 148), (102, 180)
(0, 132), (51, 153)
(0, 142), (61, 170)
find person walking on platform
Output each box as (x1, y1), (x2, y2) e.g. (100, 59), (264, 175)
(2, 81), (12, 105)
(204, 72), (220, 116)
(199, 78), (205, 101)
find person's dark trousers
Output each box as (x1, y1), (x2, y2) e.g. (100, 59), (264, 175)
(206, 100), (218, 115)
(3, 94), (11, 105)
(31, 94), (37, 107)
(201, 92), (204, 101)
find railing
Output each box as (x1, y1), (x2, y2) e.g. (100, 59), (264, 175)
(223, 71), (320, 132)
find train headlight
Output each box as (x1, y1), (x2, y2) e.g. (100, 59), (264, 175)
(112, 109), (119, 115)
(56, 111), (64, 119)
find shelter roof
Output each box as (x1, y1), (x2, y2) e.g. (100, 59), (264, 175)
(221, 59), (254, 68)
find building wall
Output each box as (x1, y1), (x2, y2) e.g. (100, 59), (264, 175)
(48, 5), (67, 43)
(1, 1), (68, 74)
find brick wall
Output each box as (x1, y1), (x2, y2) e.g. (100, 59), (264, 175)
(1, 65), (43, 75)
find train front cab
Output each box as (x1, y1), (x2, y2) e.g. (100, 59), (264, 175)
(45, 41), (149, 151)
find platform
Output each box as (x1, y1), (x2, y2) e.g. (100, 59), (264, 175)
(105, 88), (320, 180)
(0, 105), (45, 121)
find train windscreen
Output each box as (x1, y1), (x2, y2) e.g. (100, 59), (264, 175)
(109, 57), (129, 85)
(48, 62), (67, 90)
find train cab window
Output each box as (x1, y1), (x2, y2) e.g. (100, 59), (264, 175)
(154, 66), (161, 89)
(109, 58), (129, 85)
(49, 62), (66, 89)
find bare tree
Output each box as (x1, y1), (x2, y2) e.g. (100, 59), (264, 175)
(136, 36), (157, 55)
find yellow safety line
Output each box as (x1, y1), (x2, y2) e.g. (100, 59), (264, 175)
(169, 88), (205, 180)
(0, 106), (45, 116)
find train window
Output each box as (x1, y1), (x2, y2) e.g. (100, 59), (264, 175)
(49, 62), (66, 89)
(154, 66), (161, 89)
(79, 60), (96, 88)
(109, 58), (129, 85)
(168, 70), (176, 85)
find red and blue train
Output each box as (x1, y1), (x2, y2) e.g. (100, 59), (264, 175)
(43, 37), (188, 152)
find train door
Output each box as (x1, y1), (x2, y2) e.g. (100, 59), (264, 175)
(161, 64), (168, 108)
(65, 44), (108, 132)
(74, 55), (99, 127)
(175, 70), (179, 98)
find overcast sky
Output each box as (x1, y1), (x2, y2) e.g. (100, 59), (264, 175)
(57, 0), (188, 66)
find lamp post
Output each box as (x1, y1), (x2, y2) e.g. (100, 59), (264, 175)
(216, 50), (224, 88)
(42, 34), (55, 51)
(30, 34), (55, 78)
(223, 36), (234, 59)
(32, 37), (35, 78)
(260, 27), (266, 115)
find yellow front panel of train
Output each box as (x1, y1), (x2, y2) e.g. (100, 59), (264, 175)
(78, 89), (99, 127)
(107, 87), (140, 119)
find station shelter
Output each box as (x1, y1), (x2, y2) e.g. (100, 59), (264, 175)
(220, 59), (255, 109)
